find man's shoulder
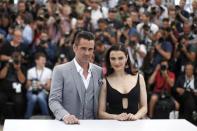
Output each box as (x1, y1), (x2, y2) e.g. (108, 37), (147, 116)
(28, 67), (35, 72)
(54, 61), (74, 71)
(91, 63), (102, 72)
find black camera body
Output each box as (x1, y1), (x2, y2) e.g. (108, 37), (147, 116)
(161, 64), (167, 71)
(143, 24), (150, 31)
(31, 78), (42, 94)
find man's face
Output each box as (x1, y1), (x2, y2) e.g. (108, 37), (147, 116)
(185, 64), (194, 77)
(108, 12), (116, 20)
(18, 2), (26, 13)
(98, 22), (107, 30)
(163, 21), (170, 29)
(183, 24), (191, 35)
(13, 30), (22, 45)
(73, 38), (95, 64)
(36, 56), (46, 67)
(179, 0), (186, 8)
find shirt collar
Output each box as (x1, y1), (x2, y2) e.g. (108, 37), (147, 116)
(74, 58), (92, 73)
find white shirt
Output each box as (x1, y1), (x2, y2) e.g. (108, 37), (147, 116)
(27, 67), (52, 85)
(22, 25), (34, 45)
(74, 58), (92, 90)
(184, 75), (195, 90)
(91, 6), (108, 29)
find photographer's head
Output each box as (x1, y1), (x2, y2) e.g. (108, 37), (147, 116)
(192, 0), (197, 10)
(73, 31), (95, 65)
(141, 11), (150, 23)
(128, 29), (139, 46)
(183, 22), (191, 35)
(162, 18), (170, 30)
(13, 28), (23, 46)
(98, 18), (108, 31)
(155, 0), (162, 5)
(154, 30), (163, 41)
(40, 31), (49, 45)
(90, 0), (101, 10)
(35, 52), (46, 69)
(160, 60), (169, 72)
(185, 62), (194, 78)
(179, 0), (186, 9)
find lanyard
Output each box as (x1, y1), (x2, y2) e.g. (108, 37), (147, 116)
(185, 80), (191, 89)
(35, 68), (44, 81)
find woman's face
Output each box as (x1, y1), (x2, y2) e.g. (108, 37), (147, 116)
(109, 51), (128, 72)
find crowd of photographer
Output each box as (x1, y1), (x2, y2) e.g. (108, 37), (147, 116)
(0, 0), (196, 125)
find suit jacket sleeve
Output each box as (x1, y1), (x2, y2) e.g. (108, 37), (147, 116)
(48, 65), (69, 120)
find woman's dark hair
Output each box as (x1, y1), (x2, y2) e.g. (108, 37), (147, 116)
(105, 44), (132, 76)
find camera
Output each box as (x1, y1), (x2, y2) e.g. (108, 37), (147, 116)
(59, 54), (65, 62)
(178, 43), (183, 50)
(9, 55), (21, 65)
(54, 13), (61, 24)
(150, 6), (157, 15)
(31, 78), (42, 94)
(163, 27), (171, 32)
(128, 40), (136, 46)
(40, 39), (48, 46)
(160, 64), (167, 71)
(175, 5), (181, 12)
(143, 24), (150, 31)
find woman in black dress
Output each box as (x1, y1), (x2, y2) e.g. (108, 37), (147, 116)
(98, 44), (147, 121)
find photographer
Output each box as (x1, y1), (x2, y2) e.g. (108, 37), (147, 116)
(55, 53), (68, 66)
(174, 62), (197, 124)
(95, 18), (116, 47)
(147, 0), (168, 20)
(33, 30), (57, 67)
(56, 32), (75, 62)
(0, 52), (25, 121)
(175, 22), (196, 75)
(126, 30), (147, 70)
(0, 28), (27, 63)
(148, 60), (179, 118)
(25, 52), (52, 119)
(151, 30), (173, 69)
(175, 0), (190, 24)
(136, 12), (159, 45)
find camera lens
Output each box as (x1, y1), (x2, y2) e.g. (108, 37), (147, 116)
(161, 64), (167, 71)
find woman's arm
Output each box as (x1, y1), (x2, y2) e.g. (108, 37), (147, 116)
(130, 74), (147, 120)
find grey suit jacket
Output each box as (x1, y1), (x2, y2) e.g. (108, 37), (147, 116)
(49, 60), (102, 120)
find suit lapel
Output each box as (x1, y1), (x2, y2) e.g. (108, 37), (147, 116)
(91, 66), (99, 117)
(70, 60), (84, 104)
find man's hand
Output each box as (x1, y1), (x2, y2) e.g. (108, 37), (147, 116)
(63, 115), (79, 124)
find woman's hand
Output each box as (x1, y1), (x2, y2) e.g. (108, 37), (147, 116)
(115, 113), (129, 121)
(128, 113), (138, 121)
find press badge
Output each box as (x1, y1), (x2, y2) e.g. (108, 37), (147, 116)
(12, 82), (22, 93)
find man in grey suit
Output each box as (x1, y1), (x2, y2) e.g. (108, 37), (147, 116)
(49, 31), (102, 124)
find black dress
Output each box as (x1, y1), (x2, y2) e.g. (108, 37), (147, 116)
(106, 74), (140, 114)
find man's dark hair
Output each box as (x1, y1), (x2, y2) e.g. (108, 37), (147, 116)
(74, 31), (95, 46)
(34, 52), (46, 60)
(162, 18), (170, 22)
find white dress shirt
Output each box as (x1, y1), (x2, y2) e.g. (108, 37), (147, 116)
(74, 58), (92, 89)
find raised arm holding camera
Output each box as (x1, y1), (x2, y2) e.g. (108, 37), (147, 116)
(0, 52), (26, 122)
